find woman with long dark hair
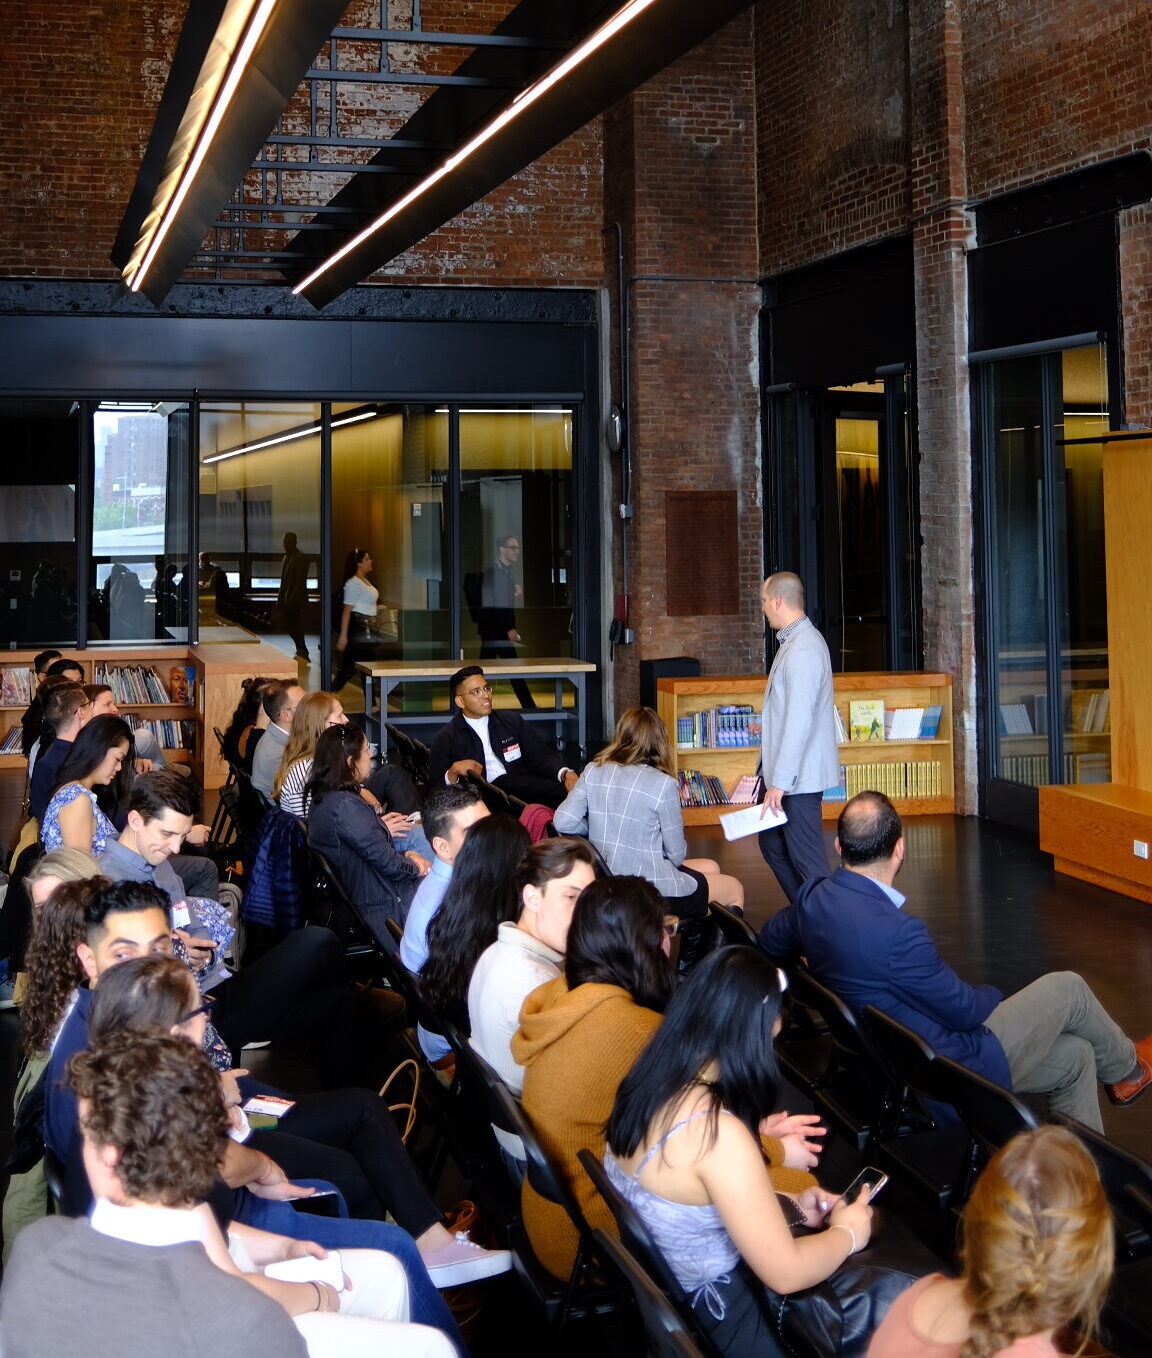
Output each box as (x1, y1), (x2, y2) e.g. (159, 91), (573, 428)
(867, 1126), (1113, 1358)
(332, 548), (378, 691)
(41, 715), (134, 855)
(511, 875), (675, 1278)
(305, 724), (427, 936)
(605, 947), (916, 1358)
(220, 675), (275, 773)
(419, 815), (531, 1034)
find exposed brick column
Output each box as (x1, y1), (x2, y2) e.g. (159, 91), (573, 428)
(908, 0), (978, 812)
(602, 16), (764, 718)
(1121, 204), (1152, 430)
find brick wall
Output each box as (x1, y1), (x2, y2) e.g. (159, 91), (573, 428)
(0, 1), (180, 278)
(963, 0), (1152, 203)
(754, 0), (911, 277)
(1121, 204), (1152, 430)
(908, 0), (977, 812)
(604, 17), (764, 714)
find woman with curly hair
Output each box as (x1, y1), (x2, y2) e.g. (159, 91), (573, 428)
(220, 675), (276, 773)
(866, 1125), (1114, 1358)
(3, 872), (107, 1260)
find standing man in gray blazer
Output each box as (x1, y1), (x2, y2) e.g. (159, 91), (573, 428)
(758, 571), (839, 903)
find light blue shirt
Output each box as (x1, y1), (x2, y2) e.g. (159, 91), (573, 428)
(399, 855), (453, 1063)
(871, 877), (905, 909)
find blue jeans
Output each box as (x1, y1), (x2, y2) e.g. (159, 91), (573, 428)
(235, 1191), (465, 1354)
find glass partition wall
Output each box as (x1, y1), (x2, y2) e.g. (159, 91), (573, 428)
(0, 401), (582, 715)
(977, 343), (1111, 825)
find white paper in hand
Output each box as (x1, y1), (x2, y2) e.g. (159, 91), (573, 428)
(719, 803), (788, 841)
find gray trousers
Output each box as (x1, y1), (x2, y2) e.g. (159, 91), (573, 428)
(984, 971), (1136, 1131)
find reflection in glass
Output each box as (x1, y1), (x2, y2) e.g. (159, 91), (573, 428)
(331, 405), (448, 705)
(91, 401), (189, 645)
(834, 411), (883, 670)
(0, 400), (80, 647)
(460, 406), (574, 710)
(198, 401), (321, 665)
(985, 345), (1109, 790)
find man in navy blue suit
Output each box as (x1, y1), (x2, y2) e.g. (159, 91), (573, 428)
(761, 790), (1152, 1131)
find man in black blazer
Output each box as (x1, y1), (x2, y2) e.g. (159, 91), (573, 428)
(427, 665), (577, 809)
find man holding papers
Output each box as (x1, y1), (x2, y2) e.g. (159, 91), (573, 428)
(757, 572), (838, 903)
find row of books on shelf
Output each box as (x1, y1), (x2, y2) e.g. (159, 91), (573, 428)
(676, 706), (762, 750)
(94, 664), (195, 707)
(833, 702), (944, 744)
(125, 716), (197, 752)
(1001, 752), (1111, 786)
(821, 760), (946, 802)
(677, 771), (763, 809)
(0, 727), (22, 753)
(998, 689), (1110, 736)
(0, 668), (36, 707)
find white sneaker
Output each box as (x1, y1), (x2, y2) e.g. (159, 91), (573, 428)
(422, 1232), (512, 1288)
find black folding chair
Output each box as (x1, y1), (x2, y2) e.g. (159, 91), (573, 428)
(594, 1230), (712, 1358)
(859, 1005), (986, 1216)
(461, 769), (529, 818)
(774, 963), (899, 1150)
(707, 900), (758, 948)
(578, 1149), (723, 1358)
(1053, 1111), (1152, 1260)
(460, 1045), (617, 1332)
(385, 722), (432, 793)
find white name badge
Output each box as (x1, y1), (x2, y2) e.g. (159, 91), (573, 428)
(172, 901), (191, 928)
(504, 742), (522, 762)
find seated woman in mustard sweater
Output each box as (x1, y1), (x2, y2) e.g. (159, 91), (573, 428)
(511, 878), (825, 1280)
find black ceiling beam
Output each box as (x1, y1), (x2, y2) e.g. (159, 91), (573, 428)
(289, 0), (757, 307)
(112, 0), (352, 305)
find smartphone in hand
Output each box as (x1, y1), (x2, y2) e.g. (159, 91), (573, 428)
(840, 1167), (889, 1205)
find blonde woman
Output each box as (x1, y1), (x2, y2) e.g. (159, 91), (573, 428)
(554, 706), (744, 921)
(867, 1125), (1114, 1358)
(274, 691), (347, 816)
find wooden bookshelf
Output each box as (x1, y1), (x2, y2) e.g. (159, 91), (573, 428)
(0, 641), (296, 787)
(657, 671), (955, 825)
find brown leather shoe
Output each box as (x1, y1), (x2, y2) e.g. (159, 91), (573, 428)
(1106, 1034), (1152, 1106)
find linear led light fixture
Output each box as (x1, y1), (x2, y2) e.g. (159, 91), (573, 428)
(293, 0), (661, 296)
(126, 0), (279, 294)
(203, 408), (380, 464)
(434, 407), (571, 415)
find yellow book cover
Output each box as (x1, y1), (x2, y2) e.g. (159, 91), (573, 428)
(849, 699), (885, 742)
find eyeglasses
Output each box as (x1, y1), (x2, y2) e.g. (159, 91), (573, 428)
(463, 684), (493, 697)
(663, 915), (680, 938)
(179, 996), (218, 1025)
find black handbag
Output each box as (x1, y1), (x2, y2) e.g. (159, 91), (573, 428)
(6, 1058), (50, 1175)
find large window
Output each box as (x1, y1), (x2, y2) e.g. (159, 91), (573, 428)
(92, 402), (190, 644)
(978, 343), (1110, 813)
(198, 401), (322, 662)
(331, 404), (449, 698)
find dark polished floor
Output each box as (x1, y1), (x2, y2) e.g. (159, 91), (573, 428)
(3, 810), (1152, 1352)
(690, 813), (1152, 1158)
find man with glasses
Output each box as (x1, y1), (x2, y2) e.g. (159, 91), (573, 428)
(476, 534), (536, 709)
(428, 665), (577, 810)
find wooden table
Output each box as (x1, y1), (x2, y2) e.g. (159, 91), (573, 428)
(357, 656), (597, 754)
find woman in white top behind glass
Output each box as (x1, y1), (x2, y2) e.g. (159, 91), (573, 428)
(332, 548), (379, 692)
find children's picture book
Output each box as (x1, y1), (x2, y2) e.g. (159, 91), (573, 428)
(849, 699), (885, 742)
